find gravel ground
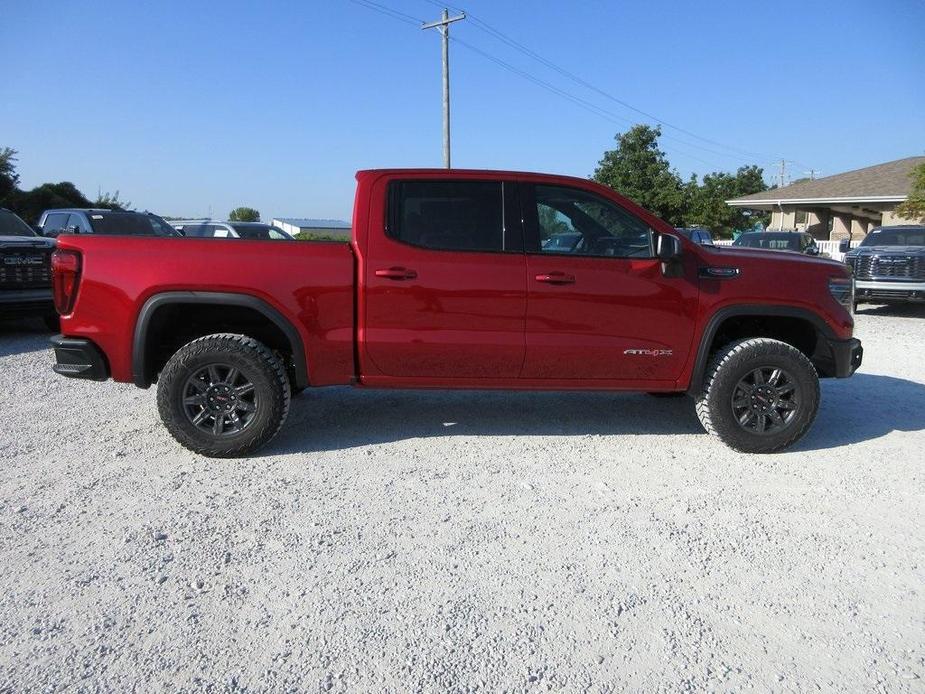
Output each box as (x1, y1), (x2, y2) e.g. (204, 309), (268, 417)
(1, 306), (923, 692)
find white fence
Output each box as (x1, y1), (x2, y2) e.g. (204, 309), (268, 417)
(712, 238), (860, 261)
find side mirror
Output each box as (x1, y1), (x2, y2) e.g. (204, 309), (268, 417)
(657, 234), (682, 261)
(43, 228), (59, 238)
(806, 246), (819, 256)
(838, 239), (850, 254)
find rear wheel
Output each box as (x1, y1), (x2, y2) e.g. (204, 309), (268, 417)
(156, 334), (290, 457)
(695, 338), (819, 453)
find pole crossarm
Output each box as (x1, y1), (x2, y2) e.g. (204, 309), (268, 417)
(421, 13), (466, 31)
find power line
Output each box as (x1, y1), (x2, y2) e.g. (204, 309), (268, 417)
(347, 0), (421, 26)
(419, 0), (782, 163)
(347, 1), (792, 174)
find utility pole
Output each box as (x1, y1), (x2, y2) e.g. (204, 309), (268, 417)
(422, 8), (465, 169)
(778, 159), (787, 188)
(804, 169), (821, 180)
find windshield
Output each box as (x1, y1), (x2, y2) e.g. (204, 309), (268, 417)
(0, 210), (37, 237)
(860, 228), (925, 247)
(230, 224), (293, 240)
(89, 212), (178, 236)
(733, 233), (800, 251)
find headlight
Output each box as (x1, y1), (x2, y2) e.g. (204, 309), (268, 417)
(829, 277), (854, 313)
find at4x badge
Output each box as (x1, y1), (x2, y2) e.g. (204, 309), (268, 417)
(624, 348), (673, 357)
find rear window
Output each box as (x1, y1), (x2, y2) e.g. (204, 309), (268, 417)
(0, 210), (36, 237)
(88, 213), (175, 236)
(388, 180), (504, 252)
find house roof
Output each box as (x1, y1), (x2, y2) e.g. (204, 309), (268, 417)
(273, 218), (351, 229)
(727, 156), (925, 207)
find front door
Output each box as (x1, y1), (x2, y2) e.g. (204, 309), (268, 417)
(363, 178), (526, 379)
(521, 183), (698, 382)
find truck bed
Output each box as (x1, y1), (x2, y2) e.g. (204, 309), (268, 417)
(56, 235), (356, 386)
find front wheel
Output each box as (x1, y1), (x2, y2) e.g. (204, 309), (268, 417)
(695, 338), (819, 453)
(156, 334), (291, 457)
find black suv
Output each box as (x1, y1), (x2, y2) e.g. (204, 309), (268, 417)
(0, 208), (57, 329)
(843, 225), (925, 308)
(37, 209), (178, 237)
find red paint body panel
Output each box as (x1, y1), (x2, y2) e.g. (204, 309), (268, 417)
(57, 236), (355, 385)
(57, 168), (854, 393)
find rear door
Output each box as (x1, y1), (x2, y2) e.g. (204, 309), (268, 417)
(521, 182), (698, 382)
(362, 178), (526, 379)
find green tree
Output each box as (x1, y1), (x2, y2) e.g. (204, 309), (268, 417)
(686, 165), (769, 237)
(0, 147), (20, 203)
(5, 182), (93, 224)
(94, 190), (132, 211)
(228, 207), (260, 222)
(592, 125), (687, 225)
(895, 161), (925, 223)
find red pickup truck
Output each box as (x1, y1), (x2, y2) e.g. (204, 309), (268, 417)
(50, 169), (862, 456)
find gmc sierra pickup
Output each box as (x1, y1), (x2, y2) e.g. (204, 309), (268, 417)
(49, 169), (862, 457)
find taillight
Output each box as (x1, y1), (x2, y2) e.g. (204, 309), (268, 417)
(51, 249), (82, 315)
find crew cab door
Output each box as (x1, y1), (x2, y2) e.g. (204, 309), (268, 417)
(362, 178), (526, 379)
(521, 182), (697, 382)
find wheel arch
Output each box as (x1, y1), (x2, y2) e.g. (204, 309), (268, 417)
(687, 305), (836, 394)
(132, 291), (308, 389)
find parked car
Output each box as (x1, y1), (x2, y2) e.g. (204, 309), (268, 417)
(172, 220), (294, 240)
(842, 225), (925, 309)
(675, 227), (715, 246)
(0, 207), (58, 329)
(49, 169), (861, 457)
(732, 231), (822, 256)
(38, 209), (178, 237)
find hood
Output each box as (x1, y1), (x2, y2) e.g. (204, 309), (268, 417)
(0, 236), (55, 250)
(847, 245), (925, 257)
(707, 244), (847, 271)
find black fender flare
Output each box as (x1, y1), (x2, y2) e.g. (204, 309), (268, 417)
(686, 304), (836, 393)
(132, 291), (308, 389)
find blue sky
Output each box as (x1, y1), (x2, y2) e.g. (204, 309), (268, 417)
(2, 0), (923, 221)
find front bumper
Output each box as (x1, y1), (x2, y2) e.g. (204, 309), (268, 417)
(0, 288), (54, 316)
(824, 337), (863, 378)
(855, 279), (925, 303)
(50, 335), (110, 381)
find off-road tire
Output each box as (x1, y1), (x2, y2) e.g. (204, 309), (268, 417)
(695, 338), (819, 453)
(157, 334), (290, 457)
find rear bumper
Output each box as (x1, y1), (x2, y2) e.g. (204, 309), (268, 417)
(824, 337), (863, 378)
(50, 335), (110, 381)
(0, 288), (54, 315)
(855, 279), (925, 303)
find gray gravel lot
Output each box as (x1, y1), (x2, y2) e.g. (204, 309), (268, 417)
(1, 307), (923, 692)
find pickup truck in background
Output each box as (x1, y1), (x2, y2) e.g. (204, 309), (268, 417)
(1, 207), (58, 330)
(49, 169), (862, 457)
(843, 225), (925, 309)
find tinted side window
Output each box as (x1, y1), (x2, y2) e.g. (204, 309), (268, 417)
(181, 224), (208, 237)
(532, 185), (654, 258)
(388, 180), (504, 252)
(43, 213), (71, 235)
